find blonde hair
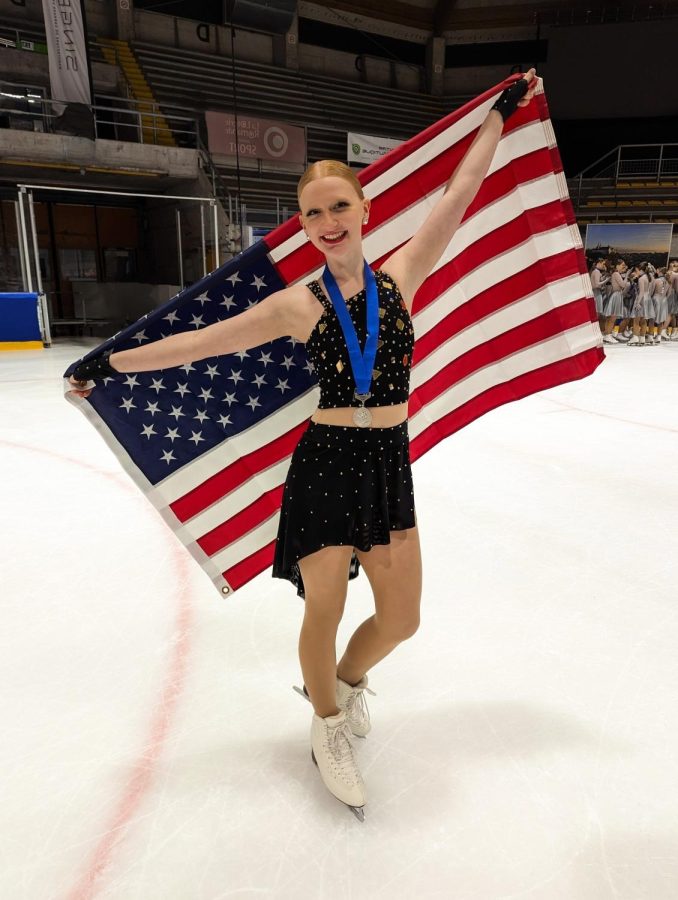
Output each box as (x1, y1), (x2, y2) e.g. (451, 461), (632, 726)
(297, 160), (364, 206)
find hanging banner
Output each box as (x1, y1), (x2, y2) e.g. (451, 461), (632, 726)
(205, 111), (306, 164)
(41, 0), (92, 105)
(347, 131), (401, 165)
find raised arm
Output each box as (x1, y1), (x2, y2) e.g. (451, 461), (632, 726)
(381, 69), (537, 308)
(68, 286), (301, 396)
(109, 288), (294, 373)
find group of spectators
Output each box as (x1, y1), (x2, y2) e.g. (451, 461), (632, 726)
(591, 258), (678, 346)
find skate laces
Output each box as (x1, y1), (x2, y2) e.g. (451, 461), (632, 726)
(325, 719), (361, 786)
(343, 682), (375, 728)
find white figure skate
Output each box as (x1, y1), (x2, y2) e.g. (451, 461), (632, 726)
(293, 676), (375, 738)
(311, 710), (366, 821)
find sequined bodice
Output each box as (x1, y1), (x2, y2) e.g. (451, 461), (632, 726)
(305, 269), (414, 409)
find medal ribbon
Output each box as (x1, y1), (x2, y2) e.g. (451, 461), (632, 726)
(321, 260), (379, 398)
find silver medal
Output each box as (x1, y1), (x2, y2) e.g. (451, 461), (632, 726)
(353, 405), (372, 427)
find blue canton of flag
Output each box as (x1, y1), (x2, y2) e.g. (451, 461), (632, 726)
(65, 240), (317, 485)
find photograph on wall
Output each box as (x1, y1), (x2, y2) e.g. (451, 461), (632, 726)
(669, 225), (678, 263)
(584, 223), (674, 270)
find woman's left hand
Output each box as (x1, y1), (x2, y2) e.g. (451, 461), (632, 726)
(517, 68), (538, 106)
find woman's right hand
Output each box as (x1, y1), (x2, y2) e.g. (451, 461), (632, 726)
(67, 375), (94, 399)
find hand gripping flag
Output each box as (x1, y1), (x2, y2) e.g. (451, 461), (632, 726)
(64, 76), (604, 598)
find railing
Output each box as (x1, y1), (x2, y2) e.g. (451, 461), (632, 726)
(0, 80), (200, 147)
(570, 143), (678, 208)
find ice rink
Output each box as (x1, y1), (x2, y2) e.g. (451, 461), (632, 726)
(2, 338), (677, 900)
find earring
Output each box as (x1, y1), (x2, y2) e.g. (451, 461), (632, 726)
(363, 217), (369, 224)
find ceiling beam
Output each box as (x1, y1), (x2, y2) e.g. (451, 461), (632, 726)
(309, 1), (434, 31)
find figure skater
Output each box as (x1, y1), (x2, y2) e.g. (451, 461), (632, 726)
(68, 71), (537, 821)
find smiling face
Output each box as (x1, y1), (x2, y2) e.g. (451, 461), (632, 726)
(298, 175), (370, 258)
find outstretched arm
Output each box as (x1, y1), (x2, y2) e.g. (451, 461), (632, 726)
(381, 69), (537, 308)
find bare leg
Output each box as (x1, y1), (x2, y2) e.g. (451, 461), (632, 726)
(297, 545), (354, 718)
(337, 527), (422, 686)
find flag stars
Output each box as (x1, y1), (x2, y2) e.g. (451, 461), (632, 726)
(160, 449), (176, 465)
(174, 382), (190, 397)
(217, 414), (232, 428)
(245, 395), (261, 411)
(251, 274), (267, 291)
(190, 314), (206, 329)
(120, 397), (136, 412)
(169, 405), (186, 421)
(258, 351), (273, 367)
(228, 370), (243, 385)
(221, 293), (236, 310)
(198, 387), (214, 402)
(252, 373), (266, 388)
(141, 423), (157, 439)
(234, 350), (250, 361)
(179, 363), (195, 375)
(150, 378), (166, 394)
(223, 391), (237, 406)
(164, 310), (180, 325)
(144, 401), (161, 416)
(226, 271), (241, 286)
(194, 409), (209, 423)
(123, 374), (140, 389)
(132, 330), (148, 344)
(281, 355), (296, 370)
(275, 378), (290, 393)
(304, 360), (315, 375)
(165, 427), (180, 442)
(204, 363), (220, 379)
(195, 291), (211, 306)
(189, 431), (205, 446)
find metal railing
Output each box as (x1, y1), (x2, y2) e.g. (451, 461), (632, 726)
(0, 80), (200, 147)
(570, 143), (678, 208)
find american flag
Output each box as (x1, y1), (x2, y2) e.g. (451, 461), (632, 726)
(64, 76), (604, 598)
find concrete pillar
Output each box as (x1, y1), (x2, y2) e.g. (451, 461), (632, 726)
(425, 35), (445, 96)
(115, 0), (135, 42)
(273, 10), (299, 70)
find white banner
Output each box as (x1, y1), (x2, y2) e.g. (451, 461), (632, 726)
(41, 0), (91, 105)
(347, 131), (401, 165)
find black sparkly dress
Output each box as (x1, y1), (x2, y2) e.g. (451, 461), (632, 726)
(272, 269), (416, 598)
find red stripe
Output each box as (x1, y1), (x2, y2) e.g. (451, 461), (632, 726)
(198, 485), (283, 556)
(170, 420), (307, 522)
(409, 299), (597, 417)
(411, 198), (571, 324)
(224, 540), (277, 591)
(272, 95), (542, 285)
(413, 248), (586, 365)
(409, 345), (605, 463)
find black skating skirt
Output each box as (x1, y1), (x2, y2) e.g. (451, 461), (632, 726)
(272, 420), (416, 598)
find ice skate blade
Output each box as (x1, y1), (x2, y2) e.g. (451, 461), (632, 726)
(293, 684), (310, 701)
(311, 751), (365, 822)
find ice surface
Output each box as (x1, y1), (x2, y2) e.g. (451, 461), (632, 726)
(1, 338), (677, 899)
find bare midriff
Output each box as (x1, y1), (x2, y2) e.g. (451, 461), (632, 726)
(310, 401), (409, 428)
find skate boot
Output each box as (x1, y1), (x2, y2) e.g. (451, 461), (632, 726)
(627, 335), (640, 346)
(602, 333), (617, 344)
(311, 710), (366, 821)
(336, 675), (375, 738)
(294, 676), (375, 738)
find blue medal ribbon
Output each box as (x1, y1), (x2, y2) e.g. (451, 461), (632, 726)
(321, 260), (379, 401)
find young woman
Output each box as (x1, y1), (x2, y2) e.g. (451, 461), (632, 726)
(590, 258), (610, 330)
(668, 261), (678, 340)
(68, 71), (537, 821)
(602, 260), (630, 344)
(651, 267), (671, 341)
(629, 262), (654, 346)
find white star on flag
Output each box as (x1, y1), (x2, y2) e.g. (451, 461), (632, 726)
(132, 330), (148, 344)
(221, 294), (236, 310)
(141, 423), (157, 439)
(160, 450), (176, 465)
(251, 274), (267, 291)
(163, 311), (180, 325)
(226, 272), (241, 286)
(144, 401), (160, 416)
(169, 405), (185, 421)
(120, 397), (136, 412)
(165, 428), (180, 442)
(190, 314), (205, 329)
(258, 352), (273, 367)
(174, 383), (190, 396)
(189, 431), (205, 446)
(123, 375), (140, 389)
(150, 378), (166, 394)
(246, 395), (261, 411)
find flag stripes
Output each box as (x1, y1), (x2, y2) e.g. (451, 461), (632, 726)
(66, 76), (603, 598)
